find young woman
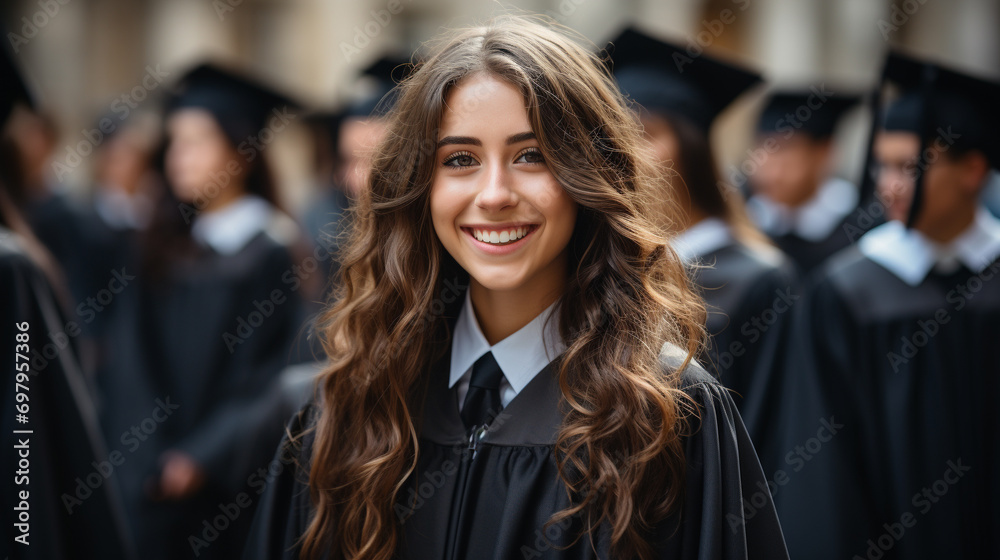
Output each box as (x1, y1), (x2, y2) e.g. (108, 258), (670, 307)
(246, 17), (787, 560)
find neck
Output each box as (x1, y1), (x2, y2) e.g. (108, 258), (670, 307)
(917, 204), (977, 244)
(469, 257), (567, 345)
(200, 185), (245, 214)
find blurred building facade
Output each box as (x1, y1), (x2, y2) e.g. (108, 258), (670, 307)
(4, 0), (999, 210)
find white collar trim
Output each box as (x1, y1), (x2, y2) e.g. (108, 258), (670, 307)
(748, 177), (858, 242)
(671, 217), (733, 264)
(859, 208), (1000, 286)
(191, 195), (274, 255)
(449, 290), (565, 394)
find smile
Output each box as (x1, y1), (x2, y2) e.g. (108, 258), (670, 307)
(460, 224), (539, 250)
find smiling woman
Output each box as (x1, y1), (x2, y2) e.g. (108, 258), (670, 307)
(243, 14), (788, 560)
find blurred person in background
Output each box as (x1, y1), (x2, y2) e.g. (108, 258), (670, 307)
(772, 51), (1000, 560)
(746, 91), (868, 275)
(98, 62), (311, 560)
(609, 27), (797, 455)
(301, 55), (409, 307)
(1, 41), (135, 560)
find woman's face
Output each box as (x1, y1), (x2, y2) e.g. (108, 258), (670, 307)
(165, 108), (242, 205)
(429, 73), (578, 296)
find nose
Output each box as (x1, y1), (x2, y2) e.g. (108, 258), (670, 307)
(475, 161), (516, 212)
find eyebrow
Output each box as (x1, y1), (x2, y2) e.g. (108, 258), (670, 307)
(436, 131), (536, 148)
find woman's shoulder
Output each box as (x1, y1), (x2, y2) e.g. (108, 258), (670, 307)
(658, 342), (718, 391)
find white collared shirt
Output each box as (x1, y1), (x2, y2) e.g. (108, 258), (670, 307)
(191, 195), (289, 255)
(449, 290), (566, 411)
(859, 207), (1000, 286)
(747, 177), (859, 242)
(671, 217), (733, 264)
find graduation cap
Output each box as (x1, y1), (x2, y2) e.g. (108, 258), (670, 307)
(757, 91), (861, 139)
(1, 39), (35, 126)
(880, 51), (1000, 166)
(344, 55), (413, 119)
(864, 50), (1000, 227)
(167, 62), (300, 148)
(606, 27), (762, 134)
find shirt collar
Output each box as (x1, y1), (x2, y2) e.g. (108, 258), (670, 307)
(449, 290), (566, 393)
(671, 217), (732, 263)
(748, 177), (858, 242)
(859, 207), (1000, 286)
(191, 195), (274, 255)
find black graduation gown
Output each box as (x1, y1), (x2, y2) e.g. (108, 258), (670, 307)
(766, 213), (860, 276)
(770, 246), (1000, 560)
(99, 227), (308, 560)
(243, 344), (789, 560)
(1, 226), (135, 560)
(690, 242), (797, 458)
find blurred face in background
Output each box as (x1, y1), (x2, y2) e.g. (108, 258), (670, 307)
(338, 117), (387, 196)
(98, 129), (151, 195)
(639, 112), (680, 166)
(165, 108), (244, 209)
(752, 133), (831, 207)
(874, 130), (986, 237)
(5, 107), (58, 191)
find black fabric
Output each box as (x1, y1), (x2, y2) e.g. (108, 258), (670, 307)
(243, 344), (789, 560)
(690, 241), (798, 461)
(460, 351), (504, 434)
(766, 211), (879, 276)
(767, 245), (1000, 560)
(1, 225), (135, 560)
(98, 230), (308, 560)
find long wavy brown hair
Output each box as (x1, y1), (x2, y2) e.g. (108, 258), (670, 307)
(304, 15), (706, 560)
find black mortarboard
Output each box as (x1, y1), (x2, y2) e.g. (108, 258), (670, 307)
(1, 40), (35, 126)
(344, 55), (412, 118)
(606, 27), (762, 134)
(757, 91), (861, 139)
(167, 62), (300, 148)
(879, 51), (1000, 167)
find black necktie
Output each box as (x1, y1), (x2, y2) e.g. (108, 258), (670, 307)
(460, 351), (504, 433)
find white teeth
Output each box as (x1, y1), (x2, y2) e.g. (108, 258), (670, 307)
(469, 226), (533, 244)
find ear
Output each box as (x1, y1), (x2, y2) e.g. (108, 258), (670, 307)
(958, 150), (990, 195)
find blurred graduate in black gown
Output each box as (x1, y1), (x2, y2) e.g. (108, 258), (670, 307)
(1, 41), (135, 560)
(746, 91), (869, 275)
(301, 55), (408, 304)
(98, 62), (310, 559)
(772, 51), (1000, 560)
(609, 27), (797, 451)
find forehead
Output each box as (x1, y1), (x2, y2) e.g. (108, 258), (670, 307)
(874, 131), (920, 157)
(439, 73), (530, 134)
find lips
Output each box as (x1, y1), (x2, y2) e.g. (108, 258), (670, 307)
(460, 224), (539, 253)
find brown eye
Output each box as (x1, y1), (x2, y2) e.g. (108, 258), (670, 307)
(515, 148), (545, 164)
(443, 151), (478, 168)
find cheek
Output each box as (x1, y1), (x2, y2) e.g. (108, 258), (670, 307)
(429, 180), (465, 238)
